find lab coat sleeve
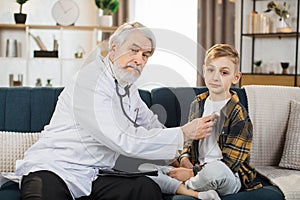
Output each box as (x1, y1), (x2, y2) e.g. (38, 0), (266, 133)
(72, 63), (183, 160)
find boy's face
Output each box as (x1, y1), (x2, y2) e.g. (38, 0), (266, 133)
(203, 56), (241, 100)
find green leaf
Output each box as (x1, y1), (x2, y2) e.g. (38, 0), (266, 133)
(95, 0), (119, 15)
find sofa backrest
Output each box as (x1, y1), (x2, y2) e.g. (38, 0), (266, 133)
(0, 86), (247, 172)
(0, 87), (247, 132)
(0, 87), (63, 132)
(150, 87), (248, 128)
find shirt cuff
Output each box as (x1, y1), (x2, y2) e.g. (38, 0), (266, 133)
(177, 127), (184, 151)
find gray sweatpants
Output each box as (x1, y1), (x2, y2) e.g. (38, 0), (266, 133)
(185, 161), (241, 196)
(149, 160), (241, 196)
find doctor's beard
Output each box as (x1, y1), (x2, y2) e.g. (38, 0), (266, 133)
(112, 62), (142, 87)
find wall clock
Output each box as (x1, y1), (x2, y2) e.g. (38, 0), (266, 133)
(52, 0), (80, 26)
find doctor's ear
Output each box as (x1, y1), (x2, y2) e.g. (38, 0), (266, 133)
(110, 43), (117, 52)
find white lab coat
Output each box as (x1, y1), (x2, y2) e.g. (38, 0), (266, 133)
(16, 54), (183, 198)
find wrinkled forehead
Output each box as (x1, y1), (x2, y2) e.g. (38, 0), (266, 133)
(120, 30), (153, 51)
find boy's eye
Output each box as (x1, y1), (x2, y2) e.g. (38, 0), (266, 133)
(221, 71), (229, 75)
(207, 68), (214, 72)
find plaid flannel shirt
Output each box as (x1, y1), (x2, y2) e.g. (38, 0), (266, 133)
(179, 91), (262, 190)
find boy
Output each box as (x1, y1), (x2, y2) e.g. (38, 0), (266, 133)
(142, 44), (261, 199)
(170, 43), (262, 196)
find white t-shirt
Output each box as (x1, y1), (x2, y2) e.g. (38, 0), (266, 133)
(198, 96), (230, 165)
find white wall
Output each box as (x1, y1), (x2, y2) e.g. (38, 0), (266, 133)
(129, 0), (198, 90)
(0, 0), (198, 88)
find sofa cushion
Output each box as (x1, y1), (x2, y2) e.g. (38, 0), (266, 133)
(244, 85), (300, 166)
(138, 89), (152, 108)
(0, 87), (63, 132)
(31, 87), (63, 132)
(256, 166), (300, 199)
(279, 100), (300, 170)
(163, 175), (284, 200)
(3, 88), (31, 132)
(0, 181), (20, 200)
(150, 87), (247, 128)
(0, 131), (40, 172)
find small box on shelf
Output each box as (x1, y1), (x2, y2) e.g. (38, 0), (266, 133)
(34, 50), (58, 58)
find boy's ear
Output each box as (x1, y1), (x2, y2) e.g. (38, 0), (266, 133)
(232, 72), (242, 85)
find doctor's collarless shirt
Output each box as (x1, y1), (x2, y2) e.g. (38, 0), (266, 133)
(16, 55), (184, 198)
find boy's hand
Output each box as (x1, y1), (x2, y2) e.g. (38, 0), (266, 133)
(181, 114), (218, 141)
(180, 157), (193, 169)
(168, 167), (194, 182)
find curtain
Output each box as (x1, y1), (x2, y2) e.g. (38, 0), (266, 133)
(197, 0), (236, 86)
(114, 0), (129, 26)
(102, 0), (129, 40)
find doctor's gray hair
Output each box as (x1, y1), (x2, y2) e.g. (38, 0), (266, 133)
(108, 22), (156, 55)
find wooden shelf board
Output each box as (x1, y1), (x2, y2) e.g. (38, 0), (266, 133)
(241, 74), (300, 87)
(0, 24), (117, 32)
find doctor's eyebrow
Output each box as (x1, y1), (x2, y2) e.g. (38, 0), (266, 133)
(131, 43), (152, 53)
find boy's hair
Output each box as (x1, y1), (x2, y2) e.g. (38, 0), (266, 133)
(204, 44), (240, 71)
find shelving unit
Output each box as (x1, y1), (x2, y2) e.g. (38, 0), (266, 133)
(239, 0), (300, 87)
(0, 24), (117, 87)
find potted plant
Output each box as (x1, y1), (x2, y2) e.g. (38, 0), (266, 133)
(254, 60), (263, 74)
(14, 0), (28, 24)
(95, 0), (120, 27)
(265, 1), (291, 32)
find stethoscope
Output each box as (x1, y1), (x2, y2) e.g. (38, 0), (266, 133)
(114, 79), (140, 128)
(100, 56), (140, 127)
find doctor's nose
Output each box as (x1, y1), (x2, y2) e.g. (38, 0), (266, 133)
(133, 52), (147, 67)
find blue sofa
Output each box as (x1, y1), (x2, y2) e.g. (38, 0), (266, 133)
(0, 87), (284, 200)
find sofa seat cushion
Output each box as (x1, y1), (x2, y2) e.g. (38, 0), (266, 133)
(0, 181), (20, 200)
(256, 166), (300, 199)
(163, 174), (284, 200)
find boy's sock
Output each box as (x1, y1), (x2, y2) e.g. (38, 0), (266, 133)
(198, 190), (220, 200)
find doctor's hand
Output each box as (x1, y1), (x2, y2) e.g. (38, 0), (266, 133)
(181, 114), (218, 142)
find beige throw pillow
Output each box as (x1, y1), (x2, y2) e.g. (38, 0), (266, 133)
(279, 100), (300, 170)
(0, 131), (40, 172)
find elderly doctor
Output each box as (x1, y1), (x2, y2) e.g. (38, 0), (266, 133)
(16, 22), (217, 200)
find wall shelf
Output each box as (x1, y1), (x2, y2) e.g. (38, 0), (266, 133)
(0, 24), (117, 32)
(240, 0), (300, 87)
(0, 23), (117, 87)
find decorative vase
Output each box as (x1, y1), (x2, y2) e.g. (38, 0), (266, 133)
(281, 62), (289, 74)
(98, 15), (113, 27)
(276, 18), (291, 33)
(254, 66), (263, 74)
(14, 13), (27, 24)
